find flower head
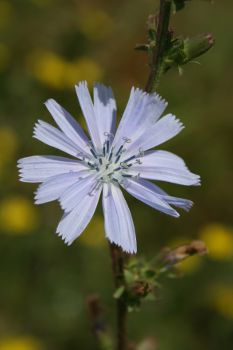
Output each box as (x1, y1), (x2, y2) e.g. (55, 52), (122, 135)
(18, 82), (200, 253)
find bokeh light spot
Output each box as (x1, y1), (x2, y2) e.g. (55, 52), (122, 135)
(200, 223), (233, 260)
(79, 10), (114, 41)
(0, 196), (39, 234)
(0, 127), (18, 169)
(0, 337), (43, 350)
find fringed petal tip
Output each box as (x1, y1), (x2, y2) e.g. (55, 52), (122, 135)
(33, 190), (44, 205)
(176, 199), (193, 212)
(107, 237), (137, 255)
(132, 87), (168, 113)
(171, 211), (180, 218)
(56, 229), (73, 246)
(194, 175), (201, 186)
(55, 228), (77, 247)
(184, 200), (194, 211)
(75, 80), (88, 90)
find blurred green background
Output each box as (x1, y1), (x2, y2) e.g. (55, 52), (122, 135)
(0, 0), (233, 349)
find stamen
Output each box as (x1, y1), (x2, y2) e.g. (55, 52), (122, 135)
(104, 131), (114, 139)
(108, 147), (114, 161)
(115, 144), (124, 157)
(138, 147), (144, 158)
(87, 141), (98, 159)
(122, 174), (133, 178)
(87, 161), (93, 167)
(123, 155), (136, 164)
(104, 132), (114, 154)
(103, 142), (106, 156)
(115, 153), (122, 163)
(90, 148), (98, 159)
(135, 159), (142, 165)
(134, 147), (144, 165)
(120, 162), (129, 169)
(122, 137), (131, 144)
(106, 140), (110, 154)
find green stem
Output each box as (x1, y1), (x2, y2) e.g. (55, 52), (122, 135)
(145, 0), (172, 92)
(109, 243), (127, 350)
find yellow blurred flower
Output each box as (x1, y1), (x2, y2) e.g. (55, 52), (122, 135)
(79, 10), (114, 41)
(0, 43), (10, 72)
(27, 50), (103, 89)
(79, 215), (106, 247)
(27, 51), (65, 89)
(0, 1), (14, 28)
(178, 255), (202, 273)
(0, 337), (42, 350)
(64, 58), (103, 87)
(200, 223), (233, 260)
(0, 196), (39, 234)
(210, 285), (233, 319)
(0, 127), (18, 169)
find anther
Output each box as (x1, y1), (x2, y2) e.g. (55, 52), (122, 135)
(104, 132), (114, 139)
(122, 137), (131, 144)
(90, 148), (98, 159)
(115, 144), (124, 157)
(120, 162), (129, 169)
(122, 174), (133, 178)
(134, 173), (141, 180)
(138, 147), (144, 158)
(108, 147), (114, 161)
(123, 155), (136, 164)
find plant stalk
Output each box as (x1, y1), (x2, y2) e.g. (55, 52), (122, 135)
(109, 243), (127, 350)
(145, 0), (172, 92)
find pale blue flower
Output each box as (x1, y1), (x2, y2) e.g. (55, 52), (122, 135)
(18, 82), (200, 253)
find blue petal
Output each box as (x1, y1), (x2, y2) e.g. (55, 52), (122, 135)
(122, 178), (180, 218)
(102, 183), (137, 254)
(56, 186), (102, 245)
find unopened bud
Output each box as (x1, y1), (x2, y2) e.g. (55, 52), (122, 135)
(183, 33), (215, 61)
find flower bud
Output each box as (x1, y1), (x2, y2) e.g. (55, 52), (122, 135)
(183, 33), (215, 61)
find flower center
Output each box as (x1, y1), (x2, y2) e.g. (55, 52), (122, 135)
(78, 135), (143, 186)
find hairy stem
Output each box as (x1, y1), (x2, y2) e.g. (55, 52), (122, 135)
(145, 0), (172, 92)
(109, 243), (127, 350)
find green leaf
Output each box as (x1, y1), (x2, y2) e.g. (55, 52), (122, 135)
(144, 269), (156, 280)
(113, 285), (125, 299)
(172, 0), (189, 12)
(124, 269), (135, 284)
